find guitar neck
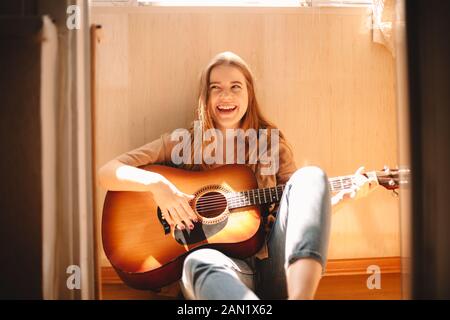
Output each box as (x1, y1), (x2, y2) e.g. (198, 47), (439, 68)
(227, 171), (379, 209)
(227, 185), (285, 209)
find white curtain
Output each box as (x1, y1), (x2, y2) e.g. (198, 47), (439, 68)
(372, 0), (395, 56)
(41, 0), (95, 300)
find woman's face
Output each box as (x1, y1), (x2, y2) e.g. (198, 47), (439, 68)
(208, 65), (249, 131)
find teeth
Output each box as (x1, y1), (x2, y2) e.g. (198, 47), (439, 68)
(217, 105), (236, 110)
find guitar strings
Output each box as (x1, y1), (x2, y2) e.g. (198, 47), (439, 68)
(195, 173), (392, 211)
(196, 200), (260, 211)
(194, 172), (396, 211)
(194, 196), (272, 210)
(194, 187), (282, 200)
(192, 177), (358, 211)
(192, 187), (285, 205)
(191, 187), (285, 205)
(193, 180), (352, 206)
(194, 184), (355, 211)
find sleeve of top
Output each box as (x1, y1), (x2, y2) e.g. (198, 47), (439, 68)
(115, 132), (174, 167)
(276, 140), (298, 185)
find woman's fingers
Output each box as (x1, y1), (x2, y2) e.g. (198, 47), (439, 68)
(178, 193), (198, 225)
(352, 166), (374, 199)
(161, 206), (186, 230)
(161, 207), (175, 227)
(168, 207), (185, 230)
(333, 166), (377, 204)
(353, 166), (368, 187)
(180, 198), (198, 222)
(173, 206), (194, 230)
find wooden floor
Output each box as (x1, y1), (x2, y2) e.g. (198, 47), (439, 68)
(100, 257), (402, 300)
(101, 274), (401, 300)
(315, 273), (401, 300)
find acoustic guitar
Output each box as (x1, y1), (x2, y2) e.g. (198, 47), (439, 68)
(102, 164), (408, 290)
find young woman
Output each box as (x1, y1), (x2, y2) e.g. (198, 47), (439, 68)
(98, 51), (373, 300)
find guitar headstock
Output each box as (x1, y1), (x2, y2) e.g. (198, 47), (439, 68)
(375, 166), (411, 190)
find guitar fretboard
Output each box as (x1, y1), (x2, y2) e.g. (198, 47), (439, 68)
(227, 185), (285, 209)
(226, 175), (359, 209)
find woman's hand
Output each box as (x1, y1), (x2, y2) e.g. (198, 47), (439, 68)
(151, 178), (198, 230)
(331, 166), (377, 206)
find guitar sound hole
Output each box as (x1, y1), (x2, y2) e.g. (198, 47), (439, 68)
(195, 191), (227, 219)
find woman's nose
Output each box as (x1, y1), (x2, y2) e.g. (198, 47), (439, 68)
(219, 89), (232, 98)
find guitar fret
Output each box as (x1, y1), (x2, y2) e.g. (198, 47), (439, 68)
(329, 175), (357, 192)
(230, 171), (375, 209)
(230, 193), (236, 209)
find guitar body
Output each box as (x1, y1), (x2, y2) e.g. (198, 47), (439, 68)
(102, 164), (265, 290)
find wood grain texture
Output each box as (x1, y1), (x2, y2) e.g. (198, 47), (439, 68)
(91, 6), (399, 267)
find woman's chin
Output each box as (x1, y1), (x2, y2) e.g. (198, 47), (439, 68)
(214, 119), (240, 131)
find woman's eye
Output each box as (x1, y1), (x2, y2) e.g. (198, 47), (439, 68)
(232, 85), (241, 90)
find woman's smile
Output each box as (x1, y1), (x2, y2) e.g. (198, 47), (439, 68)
(208, 64), (249, 130)
(216, 104), (238, 115)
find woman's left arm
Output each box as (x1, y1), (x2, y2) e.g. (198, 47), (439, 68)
(274, 143), (377, 210)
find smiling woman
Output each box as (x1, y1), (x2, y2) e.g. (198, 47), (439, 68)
(209, 64), (249, 131)
(4, 0), (450, 302)
(97, 49), (382, 300)
(91, 3), (401, 300)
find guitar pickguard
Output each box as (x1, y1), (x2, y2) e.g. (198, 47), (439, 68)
(173, 218), (228, 245)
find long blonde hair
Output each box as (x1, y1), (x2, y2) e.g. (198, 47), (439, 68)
(184, 51), (291, 171)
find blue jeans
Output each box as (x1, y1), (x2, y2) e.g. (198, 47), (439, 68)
(180, 166), (332, 300)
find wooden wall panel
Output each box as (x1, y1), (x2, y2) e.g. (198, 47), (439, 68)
(91, 6), (399, 267)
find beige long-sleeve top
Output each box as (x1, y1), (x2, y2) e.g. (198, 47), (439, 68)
(114, 130), (297, 259)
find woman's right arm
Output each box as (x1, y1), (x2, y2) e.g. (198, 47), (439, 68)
(98, 159), (166, 192)
(97, 134), (197, 230)
(98, 133), (173, 192)
(98, 159), (197, 230)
